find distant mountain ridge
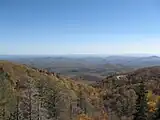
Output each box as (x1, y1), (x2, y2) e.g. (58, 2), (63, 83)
(105, 56), (160, 68)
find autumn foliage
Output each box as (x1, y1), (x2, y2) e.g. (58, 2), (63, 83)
(147, 90), (160, 112)
(78, 111), (108, 120)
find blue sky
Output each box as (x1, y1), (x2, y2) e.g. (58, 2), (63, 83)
(0, 0), (160, 55)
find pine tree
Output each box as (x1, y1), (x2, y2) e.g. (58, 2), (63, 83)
(133, 81), (149, 120)
(28, 82), (32, 120)
(15, 80), (20, 120)
(0, 71), (6, 120)
(36, 82), (43, 120)
(0, 69), (16, 120)
(69, 99), (73, 120)
(0, 69), (10, 120)
(8, 111), (17, 120)
(77, 86), (87, 114)
(45, 87), (58, 119)
(79, 90), (83, 110)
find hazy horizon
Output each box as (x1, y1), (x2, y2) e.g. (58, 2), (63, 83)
(0, 53), (160, 57)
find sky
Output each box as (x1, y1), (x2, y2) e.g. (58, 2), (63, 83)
(0, 0), (160, 55)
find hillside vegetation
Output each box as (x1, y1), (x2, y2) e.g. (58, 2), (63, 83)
(1, 60), (160, 120)
(95, 66), (160, 120)
(0, 60), (107, 120)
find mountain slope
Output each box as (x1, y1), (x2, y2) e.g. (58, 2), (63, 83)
(0, 60), (107, 120)
(94, 66), (160, 120)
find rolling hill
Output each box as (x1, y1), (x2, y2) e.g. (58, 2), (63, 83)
(94, 66), (160, 120)
(0, 60), (160, 120)
(1, 56), (134, 79)
(0, 60), (107, 120)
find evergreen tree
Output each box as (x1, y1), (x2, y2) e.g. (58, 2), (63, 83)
(133, 81), (149, 120)
(69, 99), (73, 120)
(77, 86), (87, 114)
(0, 68), (16, 120)
(0, 69), (10, 120)
(28, 81), (32, 120)
(15, 80), (20, 120)
(44, 87), (58, 119)
(0, 70), (6, 120)
(8, 111), (17, 120)
(36, 82), (43, 120)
